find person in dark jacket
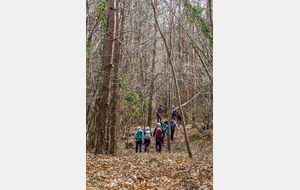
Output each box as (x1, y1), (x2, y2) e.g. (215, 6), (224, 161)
(177, 111), (182, 129)
(156, 105), (164, 123)
(170, 118), (178, 140)
(172, 105), (177, 118)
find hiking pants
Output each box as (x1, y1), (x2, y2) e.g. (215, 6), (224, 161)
(155, 138), (163, 152)
(136, 141), (142, 153)
(171, 128), (175, 140)
(144, 139), (151, 152)
(157, 115), (162, 123)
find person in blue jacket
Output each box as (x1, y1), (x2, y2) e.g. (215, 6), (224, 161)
(163, 121), (168, 136)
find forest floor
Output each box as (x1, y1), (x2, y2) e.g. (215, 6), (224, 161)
(86, 123), (213, 189)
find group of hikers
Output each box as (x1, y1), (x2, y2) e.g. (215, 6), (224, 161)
(134, 105), (183, 153)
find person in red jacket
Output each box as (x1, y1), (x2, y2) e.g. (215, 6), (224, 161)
(156, 105), (164, 123)
(153, 123), (164, 152)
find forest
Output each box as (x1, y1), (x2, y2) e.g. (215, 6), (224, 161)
(86, 0), (213, 188)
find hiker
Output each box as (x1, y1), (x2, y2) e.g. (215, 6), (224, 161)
(153, 123), (163, 152)
(172, 105), (177, 118)
(144, 126), (152, 153)
(134, 126), (144, 153)
(161, 121), (168, 146)
(170, 117), (178, 141)
(163, 121), (168, 138)
(177, 111), (182, 129)
(160, 124), (166, 146)
(156, 105), (164, 123)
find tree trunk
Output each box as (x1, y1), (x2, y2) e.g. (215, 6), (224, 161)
(167, 0), (173, 152)
(208, 0), (213, 35)
(147, 0), (158, 130)
(96, 0), (116, 154)
(109, 0), (121, 156)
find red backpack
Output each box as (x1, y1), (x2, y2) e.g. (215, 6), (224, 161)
(156, 127), (163, 138)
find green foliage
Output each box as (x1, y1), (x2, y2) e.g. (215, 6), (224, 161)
(96, 1), (108, 24)
(190, 5), (205, 18)
(86, 42), (95, 52)
(171, 144), (186, 150)
(184, 3), (213, 49)
(189, 132), (203, 141)
(131, 106), (140, 116)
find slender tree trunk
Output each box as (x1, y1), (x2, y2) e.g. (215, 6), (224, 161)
(167, 82), (172, 152)
(147, 0), (158, 130)
(96, 0), (116, 154)
(192, 22), (196, 126)
(167, 0), (173, 152)
(151, 0), (192, 158)
(119, 0), (126, 60)
(208, 0), (213, 35)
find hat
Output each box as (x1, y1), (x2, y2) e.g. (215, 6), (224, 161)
(137, 126), (141, 130)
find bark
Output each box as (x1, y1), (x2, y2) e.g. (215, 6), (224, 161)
(208, 0), (213, 35)
(119, 0), (126, 60)
(96, 0), (116, 154)
(147, 0), (158, 130)
(109, 0), (121, 156)
(167, 0), (173, 153)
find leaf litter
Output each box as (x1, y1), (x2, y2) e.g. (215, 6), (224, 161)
(87, 125), (213, 189)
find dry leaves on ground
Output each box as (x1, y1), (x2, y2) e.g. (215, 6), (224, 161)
(86, 152), (212, 189)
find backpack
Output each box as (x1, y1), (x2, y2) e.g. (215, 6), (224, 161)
(164, 125), (168, 136)
(144, 130), (151, 140)
(172, 110), (177, 115)
(171, 120), (176, 130)
(158, 107), (163, 113)
(136, 130), (144, 141)
(155, 127), (163, 138)
(177, 113), (181, 119)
